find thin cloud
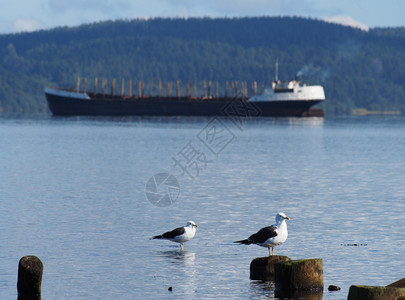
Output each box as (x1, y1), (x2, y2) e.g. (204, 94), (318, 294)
(160, 0), (318, 17)
(323, 15), (369, 31)
(46, 0), (131, 13)
(13, 18), (43, 32)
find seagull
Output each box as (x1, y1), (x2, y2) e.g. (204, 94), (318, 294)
(235, 212), (289, 256)
(151, 221), (198, 251)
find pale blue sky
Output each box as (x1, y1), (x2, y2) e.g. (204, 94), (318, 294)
(0, 0), (404, 34)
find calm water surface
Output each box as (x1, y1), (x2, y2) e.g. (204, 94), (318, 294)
(0, 115), (404, 299)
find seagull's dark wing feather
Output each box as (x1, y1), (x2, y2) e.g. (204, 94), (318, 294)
(162, 226), (185, 239)
(248, 226), (277, 243)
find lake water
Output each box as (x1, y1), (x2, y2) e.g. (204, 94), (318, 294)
(0, 115), (404, 299)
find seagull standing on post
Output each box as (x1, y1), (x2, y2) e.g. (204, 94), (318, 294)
(234, 212), (289, 256)
(151, 221), (198, 251)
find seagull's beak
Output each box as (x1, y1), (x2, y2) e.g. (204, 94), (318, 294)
(194, 224), (199, 227)
(285, 216), (290, 220)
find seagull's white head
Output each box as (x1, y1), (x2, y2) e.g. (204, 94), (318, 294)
(186, 220), (198, 228)
(276, 212), (290, 223)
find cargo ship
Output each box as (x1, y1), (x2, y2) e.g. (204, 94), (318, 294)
(45, 72), (325, 117)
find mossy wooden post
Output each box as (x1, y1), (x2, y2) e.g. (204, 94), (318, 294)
(17, 256), (43, 300)
(387, 277), (405, 288)
(203, 80), (207, 98)
(250, 256), (291, 281)
(76, 77), (80, 92)
(275, 259), (323, 292)
(348, 285), (405, 300)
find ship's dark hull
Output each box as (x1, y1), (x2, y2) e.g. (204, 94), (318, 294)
(45, 91), (323, 117)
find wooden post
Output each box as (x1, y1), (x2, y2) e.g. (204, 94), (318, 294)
(150, 80), (153, 96)
(203, 80), (207, 98)
(176, 80), (180, 98)
(94, 78), (98, 96)
(111, 79), (115, 96)
(215, 81), (219, 99)
(76, 77), (80, 92)
(121, 78), (125, 97)
(139, 80), (142, 97)
(275, 259), (323, 292)
(348, 286), (405, 300)
(225, 81), (229, 98)
(208, 80), (212, 97)
(250, 256), (291, 281)
(129, 79), (133, 97)
(17, 256), (43, 299)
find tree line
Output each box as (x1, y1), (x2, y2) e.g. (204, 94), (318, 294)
(0, 16), (405, 115)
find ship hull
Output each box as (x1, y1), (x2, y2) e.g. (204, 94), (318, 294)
(45, 89), (323, 117)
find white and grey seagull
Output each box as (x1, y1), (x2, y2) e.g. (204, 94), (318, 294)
(235, 212), (290, 256)
(151, 220), (198, 251)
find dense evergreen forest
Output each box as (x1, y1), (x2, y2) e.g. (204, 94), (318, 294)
(1, 17), (405, 116)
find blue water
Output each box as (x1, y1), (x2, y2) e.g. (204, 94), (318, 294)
(1, 115), (404, 299)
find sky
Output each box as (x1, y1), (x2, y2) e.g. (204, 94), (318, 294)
(0, 0), (404, 34)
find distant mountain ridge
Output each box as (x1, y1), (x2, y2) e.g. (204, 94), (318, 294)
(1, 17), (404, 115)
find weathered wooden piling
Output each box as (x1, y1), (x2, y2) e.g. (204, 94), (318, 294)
(348, 285), (405, 300)
(250, 255), (291, 281)
(387, 277), (405, 288)
(274, 259), (323, 292)
(17, 256), (43, 300)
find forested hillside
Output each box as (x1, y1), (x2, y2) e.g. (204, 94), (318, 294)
(1, 17), (405, 115)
